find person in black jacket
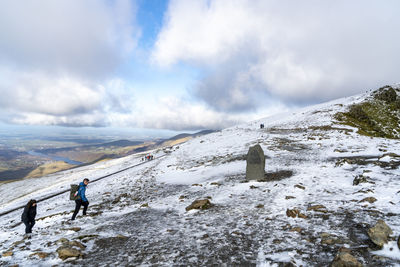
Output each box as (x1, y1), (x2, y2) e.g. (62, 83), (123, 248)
(21, 199), (37, 234)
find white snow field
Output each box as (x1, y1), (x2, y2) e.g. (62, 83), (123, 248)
(1, 90), (400, 266)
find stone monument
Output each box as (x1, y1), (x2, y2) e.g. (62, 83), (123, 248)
(246, 144), (265, 180)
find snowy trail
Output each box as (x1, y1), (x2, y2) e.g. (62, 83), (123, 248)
(0, 154), (166, 218)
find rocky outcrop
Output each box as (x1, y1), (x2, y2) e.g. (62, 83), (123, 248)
(331, 252), (362, 267)
(367, 220), (393, 248)
(246, 144), (265, 180)
(186, 199), (212, 211)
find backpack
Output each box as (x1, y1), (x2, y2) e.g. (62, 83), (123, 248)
(70, 184), (80, 200)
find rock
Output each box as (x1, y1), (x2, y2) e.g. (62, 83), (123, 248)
(285, 196), (296, 200)
(290, 227), (302, 233)
(69, 241), (86, 249)
(115, 235), (129, 240)
(246, 144), (265, 180)
(286, 208), (299, 218)
(294, 184), (305, 190)
(56, 246), (83, 260)
(307, 204), (328, 213)
(331, 252), (362, 267)
(368, 220), (393, 248)
(185, 199), (212, 211)
(359, 197), (377, 204)
(353, 175), (369, 186)
(57, 238), (69, 245)
(320, 233), (343, 245)
(140, 203), (149, 208)
(66, 227), (81, 232)
(286, 208), (307, 219)
(191, 183), (203, 187)
(29, 252), (50, 259)
(210, 182), (221, 186)
(2, 251), (13, 257)
(249, 185), (259, 189)
(11, 240), (24, 248)
(255, 204), (264, 209)
(179, 195), (187, 200)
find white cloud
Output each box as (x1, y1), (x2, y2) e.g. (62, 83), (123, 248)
(0, 0), (141, 127)
(0, 0), (138, 78)
(153, 0), (400, 110)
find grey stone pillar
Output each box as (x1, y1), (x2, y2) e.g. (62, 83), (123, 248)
(246, 144), (265, 180)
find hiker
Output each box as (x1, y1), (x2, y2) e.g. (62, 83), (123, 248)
(21, 199), (37, 234)
(71, 178), (90, 220)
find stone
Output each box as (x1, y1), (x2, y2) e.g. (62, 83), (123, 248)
(2, 251), (13, 257)
(359, 197), (377, 204)
(286, 208), (299, 218)
(294, 184), (305, 190)
(246, 144), (265, 180)
(66, 227), (81, 232)
(307, 204), (328, 213)
(29, 252), (50, 259)
(69, 241), (86, 249)
(353, 175), (369, 186)
(368, 220), (393, 248)
(331, 252), (362, 267)
(56, 246), (83, 260)
(285, 196), (296, 200)
(185, 199), (212, 211)
(286, 208), (307, 219)
(57, 238), (69, 245)
(255, 204), (264, 209)
(11, 240), (24, 248)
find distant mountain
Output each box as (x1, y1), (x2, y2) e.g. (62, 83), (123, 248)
(164, 130), (217, 141)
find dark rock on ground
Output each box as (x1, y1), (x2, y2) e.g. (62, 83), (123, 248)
(331, 252), (363, 267)
(367, 220), (393, 248)
(186, 199), (212, 211)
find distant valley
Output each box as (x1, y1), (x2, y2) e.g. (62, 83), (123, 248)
(0, 130), (215, 182)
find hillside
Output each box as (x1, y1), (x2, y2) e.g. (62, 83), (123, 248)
(0, 87), (400, 266)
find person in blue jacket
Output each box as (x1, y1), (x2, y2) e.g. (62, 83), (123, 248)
(71, 178), (90, 220)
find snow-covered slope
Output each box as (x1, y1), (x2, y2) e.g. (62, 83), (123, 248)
(1, 91), (400, 266)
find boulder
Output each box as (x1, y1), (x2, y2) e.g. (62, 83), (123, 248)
(56, 246), (83, 260)
(331, 252), (362, 267)
(246, 144), (265, 180)
(186, 199), (212, 211)
(367, 220), (393, 248)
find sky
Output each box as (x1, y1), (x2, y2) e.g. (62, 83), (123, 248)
(0, 0), (399, 136)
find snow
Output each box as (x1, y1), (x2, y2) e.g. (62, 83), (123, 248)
(1, 91), (400, 266)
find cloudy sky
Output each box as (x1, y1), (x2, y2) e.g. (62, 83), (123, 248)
(0, 0), (399, 135)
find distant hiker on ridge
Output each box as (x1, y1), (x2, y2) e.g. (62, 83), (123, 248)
(71, 178), (90, 220)
(21, 199), (37, 235)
